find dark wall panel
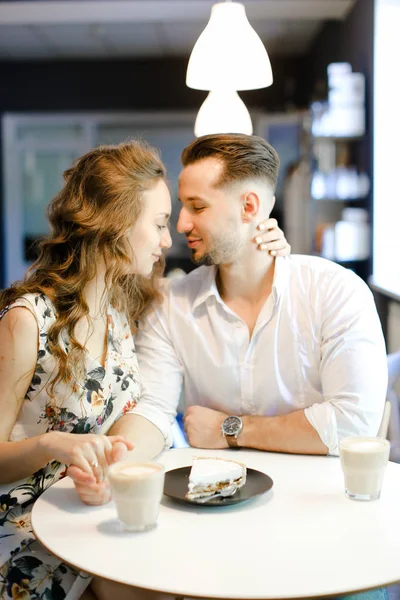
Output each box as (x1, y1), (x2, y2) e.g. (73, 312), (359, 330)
(0, 56), (308, 113)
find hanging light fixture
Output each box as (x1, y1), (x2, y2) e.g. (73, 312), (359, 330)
(194, 90), (253, 137)
(186, 1), (273, 91)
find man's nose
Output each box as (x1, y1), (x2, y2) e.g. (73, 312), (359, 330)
(177, 208), (192, 234)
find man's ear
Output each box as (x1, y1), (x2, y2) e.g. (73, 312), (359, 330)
(241, 192), (260, 223)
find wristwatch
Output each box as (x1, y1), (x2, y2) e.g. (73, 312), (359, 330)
(221, 415), (243, 448)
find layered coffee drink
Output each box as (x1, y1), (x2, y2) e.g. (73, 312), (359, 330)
(108, 461), (165, 531)
(339, 437), (390, 501)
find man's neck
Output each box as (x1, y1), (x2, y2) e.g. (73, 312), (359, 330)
(216, 251), (275, 305)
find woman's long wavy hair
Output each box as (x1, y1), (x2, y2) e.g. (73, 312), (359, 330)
(0, 140), (167, 400)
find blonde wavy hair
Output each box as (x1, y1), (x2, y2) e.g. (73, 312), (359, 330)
(0, 140), (166, 399)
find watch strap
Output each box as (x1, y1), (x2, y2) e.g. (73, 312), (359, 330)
(225, 434), (240, 448)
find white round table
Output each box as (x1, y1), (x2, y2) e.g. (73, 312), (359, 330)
(32, 448), (400, 599)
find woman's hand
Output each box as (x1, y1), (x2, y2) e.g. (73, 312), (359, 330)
(64, 436), (133, 506)
(41, 431), (133, 480)
(254, 218), (291, 257)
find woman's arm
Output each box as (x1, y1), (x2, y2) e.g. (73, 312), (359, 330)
(0, 307), (52, 483)
(0, 307), (132, 485)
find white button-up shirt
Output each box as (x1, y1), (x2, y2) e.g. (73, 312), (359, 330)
(133, 255), (388, 455)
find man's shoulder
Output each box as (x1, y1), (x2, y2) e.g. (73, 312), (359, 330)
(284, 255), (370, 301)
(286, 254), (362, 283)
(287, 254), (347, 273)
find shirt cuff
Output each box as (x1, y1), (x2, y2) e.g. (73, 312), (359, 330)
(304, 403), (339, 456)
(125, 404), (173, 449)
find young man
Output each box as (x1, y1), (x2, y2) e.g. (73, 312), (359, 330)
(132, 133), (387, 456)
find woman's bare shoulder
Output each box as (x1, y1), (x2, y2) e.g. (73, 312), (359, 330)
(0, 304), (38, 336)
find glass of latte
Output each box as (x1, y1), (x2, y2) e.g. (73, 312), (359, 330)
(339, 437), (390, 501)
(108, 461), (165, 531)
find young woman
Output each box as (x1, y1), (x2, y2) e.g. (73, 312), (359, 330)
(0, 140), (290, 600)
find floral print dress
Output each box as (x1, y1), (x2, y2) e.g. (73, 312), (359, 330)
(0, 293), (141, 600)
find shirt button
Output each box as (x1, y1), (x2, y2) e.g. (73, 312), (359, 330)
(236, 322), (243, 328)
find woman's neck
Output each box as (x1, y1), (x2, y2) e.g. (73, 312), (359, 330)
(83, 260), (108, 319)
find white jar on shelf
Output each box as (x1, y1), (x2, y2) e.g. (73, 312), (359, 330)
(327, 63), (352, 89)
(328, 73), (366, 107)
(334, 208), (370, 261)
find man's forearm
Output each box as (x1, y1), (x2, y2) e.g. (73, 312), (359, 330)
(238, 409), (328, 455)
(107, 414), (165, 461)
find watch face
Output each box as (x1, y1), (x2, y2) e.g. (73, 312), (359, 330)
(222, 416), (242, 436)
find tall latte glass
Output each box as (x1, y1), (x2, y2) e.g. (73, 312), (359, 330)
(339, 437), (390, 501)
(108, 461), (165, 531)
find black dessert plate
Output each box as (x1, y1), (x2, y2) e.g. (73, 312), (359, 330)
(163, 466), (273, 506)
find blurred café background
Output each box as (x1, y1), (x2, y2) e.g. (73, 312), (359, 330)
(0, 0), (399, 352)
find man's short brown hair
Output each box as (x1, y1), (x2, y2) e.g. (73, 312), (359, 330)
(181, 133), (280, 191)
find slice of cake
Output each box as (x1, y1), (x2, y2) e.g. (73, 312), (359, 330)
(186, 456), (247, 500)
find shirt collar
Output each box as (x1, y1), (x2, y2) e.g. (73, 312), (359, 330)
(192, 266), (222, 311)
(192, 257), (289, 312)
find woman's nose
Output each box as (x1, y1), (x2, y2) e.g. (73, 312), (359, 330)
(161, 228), (172, 249)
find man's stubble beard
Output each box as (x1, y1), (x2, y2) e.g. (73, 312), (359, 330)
(190, 221), (243, 266)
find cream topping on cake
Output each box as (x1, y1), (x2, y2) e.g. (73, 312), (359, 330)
(189, 457), (243, 486)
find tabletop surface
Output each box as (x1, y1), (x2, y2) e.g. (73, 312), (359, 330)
(32, 448), (400, 599)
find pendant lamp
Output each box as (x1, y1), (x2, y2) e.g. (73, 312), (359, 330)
(186, 1), (273, 91)
(194, 90), (253, 137)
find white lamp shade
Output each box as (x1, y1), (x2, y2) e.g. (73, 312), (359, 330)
(186, 1), (273, 91)
(194, 90), (253, 137)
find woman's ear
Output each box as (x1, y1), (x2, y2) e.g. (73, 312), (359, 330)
(241, 192), (260, 223)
